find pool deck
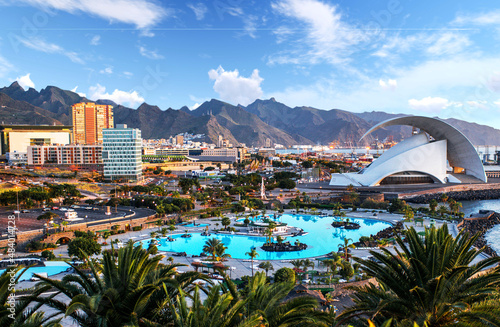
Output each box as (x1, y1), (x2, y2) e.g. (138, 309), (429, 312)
(10, 208), (464, 284)
(9, 208), (490, 327)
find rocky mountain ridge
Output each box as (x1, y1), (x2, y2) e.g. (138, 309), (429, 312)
(1, 82), (499, 146)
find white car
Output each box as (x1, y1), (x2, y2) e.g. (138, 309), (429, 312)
(60, 208), (68, 211)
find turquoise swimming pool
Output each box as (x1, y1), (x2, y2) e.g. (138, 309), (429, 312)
(146, 214), (391, 260)
(0, 261), (71, 281)
(183, 223), (210, 228)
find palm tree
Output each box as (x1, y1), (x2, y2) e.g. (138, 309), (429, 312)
(321, 259), (337, 275)
(290, 259), (303, 270)
(31, 243), (205, 327)
(214, 243), (231, 262)
(258, 261), (274, 277)
(429, 198), (438, 213)
(221, 217), (231, 231)
(338, 225), (500, 327)
(332, 202), (343, 211)
(440, 192), (448, 203)
(402, 205), (414, 222)
(302, 258), (315, 279)
(449, 199), (462, 217)
(0, 267), (62, 327)
(340, 237), (355, 262)
(159, 285), (261, 327)
(203, 238), (223, 261)
(245, 248), (259, 277)
(245, 272), (333, 327)
(302, 258), (315, 272)
(155, 219), (163, 230)
(437, 205), (448, 217)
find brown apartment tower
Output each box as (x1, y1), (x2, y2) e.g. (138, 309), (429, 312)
(71, 102), (114, 144)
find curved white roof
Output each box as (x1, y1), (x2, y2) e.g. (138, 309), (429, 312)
(360, 116), (486, 182)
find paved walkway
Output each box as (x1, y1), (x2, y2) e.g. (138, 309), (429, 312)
(13, 208), (464, 284)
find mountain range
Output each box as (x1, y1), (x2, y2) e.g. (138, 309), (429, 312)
(1, 81), (499, 147)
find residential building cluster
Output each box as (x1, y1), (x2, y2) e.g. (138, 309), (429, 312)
(1, 102), (143, 182)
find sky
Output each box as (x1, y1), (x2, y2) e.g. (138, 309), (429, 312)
(0, 0), (500, 128)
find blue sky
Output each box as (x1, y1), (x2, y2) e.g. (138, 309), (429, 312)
(0, 0), (500, 128)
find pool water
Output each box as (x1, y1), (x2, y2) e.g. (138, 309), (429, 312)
(0, 261), (71, 281)
(148, 214), (391, 260)
(183, 223), (210, 228)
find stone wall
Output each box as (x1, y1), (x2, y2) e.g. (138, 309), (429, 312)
(0, 211), (158, 250)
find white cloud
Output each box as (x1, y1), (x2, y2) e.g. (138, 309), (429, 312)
(99, 66), (113, 74)
(269, 56), (500, 115)
(88, 84), (145, 107)
(71, 86), (86, 97)
(187, 3), (208, 20)
(15, 73), (35, 89)
(408, 97), (451, 113)
(466, 100), (488, 110)
(426, 33), (471, 56)
(18, 37), (84, 64)
(379, 79), (397, 91)
(9, 0), (168, 29)
(139, 45), (164, 60)
(453, 10), (500, 26)
(273, 26), (294, 44)
(487, 72), (500, 92)
(242, 15), (258, 38)
(494, 100), (500, 108)
(373, 32), (471, 58)
(208, 66), (263, 106)
(270, 0), (367, 65)
(189, 95), (207, 109)
(90, 35), (100, 46)
(123, 71), (133, 78)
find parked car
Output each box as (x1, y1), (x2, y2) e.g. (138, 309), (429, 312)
(42, 208), (50, 211)
(21, 209), (30, 213)
(51, 206), (59, 210)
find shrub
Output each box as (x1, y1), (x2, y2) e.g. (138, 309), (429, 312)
(25, 241), (55, 252)
(41, 250), (56, 260)
(132, 226), (142, 231)
(274, 267), (296, 283)
(68, 237), (101, 259)
(358, 236), (372, 243)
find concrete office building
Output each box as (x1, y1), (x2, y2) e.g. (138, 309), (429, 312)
(102, 124), (142, 181)
(72, 102), (113, 144)
(0, 124), (71, 156)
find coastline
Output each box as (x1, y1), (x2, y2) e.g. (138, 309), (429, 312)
(405, 188), (500, 204)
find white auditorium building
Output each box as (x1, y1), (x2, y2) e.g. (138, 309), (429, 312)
(330, 116), (487, 187)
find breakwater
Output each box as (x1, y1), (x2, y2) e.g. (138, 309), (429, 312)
(404, 188), (500, 204)
(458, 211), (500, 257)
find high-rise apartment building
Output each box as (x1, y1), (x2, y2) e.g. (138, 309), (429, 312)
(102, 124), (142, 181)
(175, 134), (184, 145)
(72, 102), (113, 144)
